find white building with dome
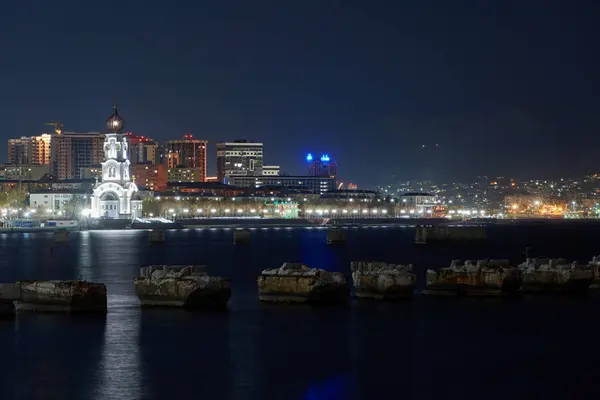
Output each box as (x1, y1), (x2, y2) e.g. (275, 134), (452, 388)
(90, 105), (142, 219)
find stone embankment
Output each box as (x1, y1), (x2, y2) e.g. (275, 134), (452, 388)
(518, 258), (593, 294)
(134, 265), (231, 310)
(257, 263), (349, 304)
(351, 261), (416, 300)
(326, 229), (346, 244)
(424, 259), (521, 296)
(14, 280), (107, 312)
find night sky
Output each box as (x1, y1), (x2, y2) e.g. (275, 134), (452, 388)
(1, 0), (599, 187)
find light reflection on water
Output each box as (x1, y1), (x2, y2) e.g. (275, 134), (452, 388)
(1, 226), (600, 399)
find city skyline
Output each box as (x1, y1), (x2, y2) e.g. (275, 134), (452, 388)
(2, 1), (599, 187)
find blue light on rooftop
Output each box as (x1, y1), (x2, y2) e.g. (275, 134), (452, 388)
(320, 154), (330, 163)
(306, 153), (313, 162)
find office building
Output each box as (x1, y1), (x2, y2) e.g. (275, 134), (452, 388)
(216, 140), (263, 183)
(306, 153), (338, 183)
(50, 132), (105, 179)
(262, 165), (280, 176)
(165, 134), (207, 181)
(227, 175), (335, 194)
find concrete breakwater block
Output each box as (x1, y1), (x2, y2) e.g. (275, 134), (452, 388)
(149, 230), (166, 244)
(423, 259), (521, 296)
(233, 229), (251, 244)
(14, 280), (108, 313)
(518, 258), (593, 295)
(0, 283), (20, 301)
(134, 265), (231, 310)
(257, 263), (349, 304)
(588, 255), (600, 289)
(351, 261), (416, 300)
(326, 229), (346, 245)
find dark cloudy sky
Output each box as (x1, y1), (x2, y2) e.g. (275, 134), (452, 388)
(1, 0), (598, 187)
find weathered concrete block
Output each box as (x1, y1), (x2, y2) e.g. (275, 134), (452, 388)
(0, 300), (15, 320)
(233, 229), (251, 244)
(54, 230), (70, 243)
(149, 230), (166, 243)
(351, 261), (416, 300)
(0, 283), (20, 301)
(14, 280), (107, 313)
(423, 259), (521, 296)
(135, 265), (230, 310)
(257, 263), (349, 304)
(588, 255), (600, 289)
(326, 229), (346, 245)
(518, 258), (593, 295)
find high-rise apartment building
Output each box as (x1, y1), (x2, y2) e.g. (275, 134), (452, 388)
(8, 134), (52, 166)
(50, 132), (105, 179)
(216, 140), (263, 183)
(132, 163), (167, 192)
(31, 134), (52, 165)
(125, 133), (157, 165)
(165, 134), (207, 182)
(7, 137), (30, 165)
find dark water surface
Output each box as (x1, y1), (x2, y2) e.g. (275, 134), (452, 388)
(1, 225), (600, 400)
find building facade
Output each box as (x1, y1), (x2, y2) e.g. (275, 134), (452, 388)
(8, 134), (52, 168)
(227, 175), (335, 194)
(90, 106), (142, 219)
(0, 164), (50, 181)
(306, 153), (338, 183)
(165, 134), (207, 181)
(262, 165), (280, 176)
(217, 140), (264, 183)
(50, 132), (104, 179)
(132, 163), (167, 191)
(124, 133), (157, 165)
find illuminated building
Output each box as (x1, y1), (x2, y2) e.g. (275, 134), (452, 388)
(50, 132), (104, 179)
(0, 164), (50, 181)
(132, 163), (167, 192)
(90, 105), (141, 219)
(307, 153), (338, 183)
(217, 140), (263, 183)
(79, 166), (102, 180)
(227, 175), (335, 194)
(167, 166), (204, 183)
(165, 134), (207, 181)
(7, 134), (51, 166)
(262, 165), (280, 176)
(125, 133), (157, 165)
(7, 137), (30, 165)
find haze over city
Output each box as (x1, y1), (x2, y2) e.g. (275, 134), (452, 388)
(2, 0), (599, 187)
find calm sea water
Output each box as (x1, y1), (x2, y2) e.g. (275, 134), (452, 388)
(1, 224), (600, 400)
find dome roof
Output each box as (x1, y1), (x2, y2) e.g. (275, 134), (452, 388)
(106, 104), (125, 133)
